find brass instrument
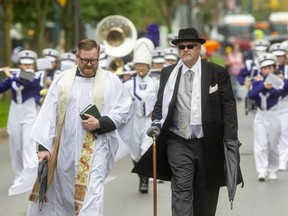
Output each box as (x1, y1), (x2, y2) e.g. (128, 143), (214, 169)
(108, 57), (124, 75)
(95, 15), (137, 74)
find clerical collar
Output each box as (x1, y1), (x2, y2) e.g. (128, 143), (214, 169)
(76, 68), (95, 78)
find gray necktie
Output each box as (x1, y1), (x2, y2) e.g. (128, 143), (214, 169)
(185, 70), (194, 96)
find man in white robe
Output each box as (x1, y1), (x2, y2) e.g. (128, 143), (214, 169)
(26, 39), (132, 216)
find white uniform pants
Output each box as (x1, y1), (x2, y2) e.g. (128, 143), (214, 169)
(7, 99), (38, 180)
(130, 115), (152, 162)
(253, 108), (280, 174)
(277, 110), (288, 168)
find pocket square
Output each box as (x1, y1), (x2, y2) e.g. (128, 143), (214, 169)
(209, 84), (218, 94)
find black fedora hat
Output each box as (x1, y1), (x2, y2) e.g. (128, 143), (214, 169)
(171, 27), (206, 45)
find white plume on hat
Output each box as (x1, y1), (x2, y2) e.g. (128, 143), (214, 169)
(133, 38), (154, 66)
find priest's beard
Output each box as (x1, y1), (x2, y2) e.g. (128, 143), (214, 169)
(80, 66), (97, 77)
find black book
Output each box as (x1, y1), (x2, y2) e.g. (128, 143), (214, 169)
(80, 104), (101, 120)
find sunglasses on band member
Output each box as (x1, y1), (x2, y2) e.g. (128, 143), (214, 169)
(178, 44), (198, 50)
(77, 54), (99, 65)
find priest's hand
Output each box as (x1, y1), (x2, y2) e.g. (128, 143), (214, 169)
(81, 113), (100, 131)
(37, 150), (51, 163)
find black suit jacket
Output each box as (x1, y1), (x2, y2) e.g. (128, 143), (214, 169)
(132, 60), (239, 188)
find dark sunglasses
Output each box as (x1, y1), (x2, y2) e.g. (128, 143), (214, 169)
(178, 44), (198, 50)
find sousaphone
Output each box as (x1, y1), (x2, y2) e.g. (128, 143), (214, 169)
(95, 15), (137, 58)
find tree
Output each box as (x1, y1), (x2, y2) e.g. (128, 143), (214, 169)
(0, 0), (13, 66)
(35, 0), (51, 54)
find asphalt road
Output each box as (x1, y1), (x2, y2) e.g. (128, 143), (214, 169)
(1, 100), (288, 216)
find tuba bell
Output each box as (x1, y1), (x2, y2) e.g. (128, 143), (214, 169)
(95, 15), (137, 74)
(108, 57), (124, 75)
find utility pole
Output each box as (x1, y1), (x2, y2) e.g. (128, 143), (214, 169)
(187, 0), (192, 27)
(74, 0), (80, 46)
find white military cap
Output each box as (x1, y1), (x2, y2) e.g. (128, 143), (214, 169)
(42, 48), (60, 61)
(281, 40), (288, 50)
(152, 49), (165, 64)
(59, 52), (77, 71)
(18, 50), (37, 64)
(60, 52), (76, 62)
(133, 38), (155, 65)
(269, 43), (286, 56)
(257, 52), (277, 68)
(254, 39), (270, 51)
(164, 47), (179, 61)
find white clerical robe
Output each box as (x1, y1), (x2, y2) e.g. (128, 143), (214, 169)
(26, 67), (132, 216)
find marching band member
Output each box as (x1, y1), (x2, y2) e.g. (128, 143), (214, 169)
(124, 38), (158, 193)
(269, 43), (288, 171)
(248, 53), (285, 181)
(0, 50), (41, 181)
(149, 49), (165, 87)
(38, 48), (61, 104)
(151, 48), (165, 70)
(163, 47), (179, 66)
(237, 39), (270, 115)
(237, 39), (270, 87)
(59, 52), (77, 72)
(42, 48), (61, 84)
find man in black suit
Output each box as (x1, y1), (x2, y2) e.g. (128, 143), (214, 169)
(133, 27), (242, 216)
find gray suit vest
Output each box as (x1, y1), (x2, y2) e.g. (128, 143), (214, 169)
(170, 72), (193, 139)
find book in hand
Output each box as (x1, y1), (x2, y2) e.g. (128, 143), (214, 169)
(80, 104), (101, 120)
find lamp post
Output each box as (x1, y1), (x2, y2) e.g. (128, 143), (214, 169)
(74, 0), (80, 46)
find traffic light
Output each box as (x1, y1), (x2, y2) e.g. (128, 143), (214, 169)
(57, 0), (67, 7)
(270, 0), (279, 9)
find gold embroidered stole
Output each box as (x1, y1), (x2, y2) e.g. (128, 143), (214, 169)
(74, 69), (105, 215)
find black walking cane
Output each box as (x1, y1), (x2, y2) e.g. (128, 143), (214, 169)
(152, 132), (157, 216)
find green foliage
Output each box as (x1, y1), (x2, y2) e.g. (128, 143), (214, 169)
(0, 99), (10, 128)
(210, 54), (225, 67)
(80, 0), (165, 31)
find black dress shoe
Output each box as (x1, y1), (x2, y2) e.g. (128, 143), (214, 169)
(139, 176), (149, 193)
